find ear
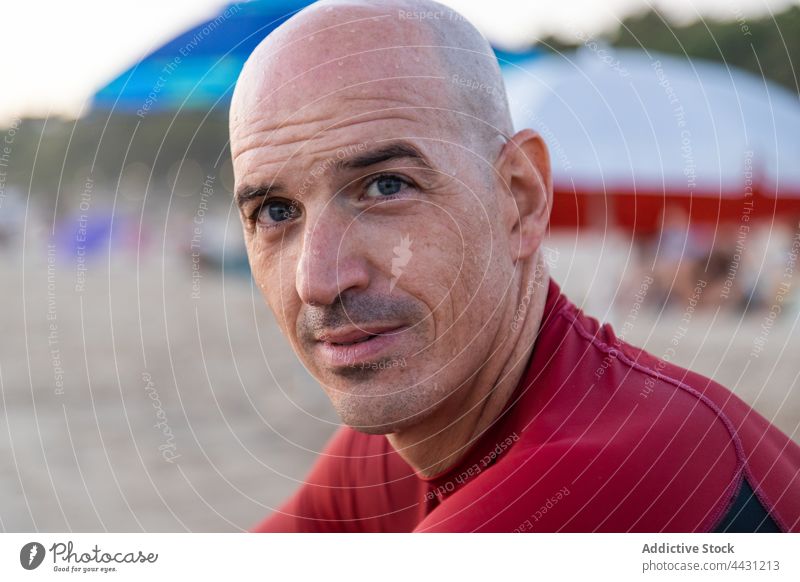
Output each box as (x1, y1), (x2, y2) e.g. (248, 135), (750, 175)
(495, 129), (552, 263)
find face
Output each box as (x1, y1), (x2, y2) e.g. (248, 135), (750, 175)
(231, 25), (518, 435)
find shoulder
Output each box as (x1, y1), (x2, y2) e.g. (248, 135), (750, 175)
(542, 303), (745, 466)
(557, 303), (800, 530)
(509, 300), (799, 531)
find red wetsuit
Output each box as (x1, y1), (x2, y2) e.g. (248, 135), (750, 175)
(252, 279), (800, 532)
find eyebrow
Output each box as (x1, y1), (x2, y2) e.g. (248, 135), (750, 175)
(235, 183), (286, 210)
(336, 142), (433, 171)
(234, 141), (432, 206)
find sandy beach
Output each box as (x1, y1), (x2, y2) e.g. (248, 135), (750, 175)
(1, 229), (798, 532)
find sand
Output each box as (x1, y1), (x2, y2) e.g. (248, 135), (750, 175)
(0, 230), (797, 532)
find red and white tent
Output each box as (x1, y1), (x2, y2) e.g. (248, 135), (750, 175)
(503, 48), (800, 233)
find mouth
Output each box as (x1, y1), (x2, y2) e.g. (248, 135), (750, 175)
(318, 325), (402, 345)
(328, 334), (377, 346)
(314, 324), (408, 367)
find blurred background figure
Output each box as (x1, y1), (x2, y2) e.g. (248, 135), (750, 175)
(0, 0), (798, 532)
(648, 206), (705, 311)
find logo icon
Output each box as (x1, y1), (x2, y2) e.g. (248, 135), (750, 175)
(20, 542), (46, 570)
(389, 234), (412, 292)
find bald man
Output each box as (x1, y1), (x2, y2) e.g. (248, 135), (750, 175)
(229, 0), (800, 532)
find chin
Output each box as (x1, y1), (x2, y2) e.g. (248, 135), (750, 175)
(325, 380), (446, 435)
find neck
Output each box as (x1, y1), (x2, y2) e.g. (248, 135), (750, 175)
(387, 255), (549, 477)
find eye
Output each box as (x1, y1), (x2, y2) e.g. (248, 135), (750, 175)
(254, 199), (300, 226)
(364, 174), (411, 199)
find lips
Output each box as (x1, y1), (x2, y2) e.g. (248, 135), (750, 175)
(317, 325), (403, 345)
(314, 324), (407, 367)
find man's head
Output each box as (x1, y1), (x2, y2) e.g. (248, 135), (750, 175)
(230, 0), (552, 434)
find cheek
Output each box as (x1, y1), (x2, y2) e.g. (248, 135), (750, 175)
(247, 236), (300, 329)
(390, 213), (464, 304)
(394, 222), (487, 338)
(416, 206), (506, 335)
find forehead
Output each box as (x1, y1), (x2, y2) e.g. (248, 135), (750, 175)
(230, 9), (467, 167)
(231, 81), (462, 174)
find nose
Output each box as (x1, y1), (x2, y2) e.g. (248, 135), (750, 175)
(296, 209), (370, 306)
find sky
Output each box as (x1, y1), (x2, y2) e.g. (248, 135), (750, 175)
(1, 0), (795, 124)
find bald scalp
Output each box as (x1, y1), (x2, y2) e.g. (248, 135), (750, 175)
(230, 0), (513, 158)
